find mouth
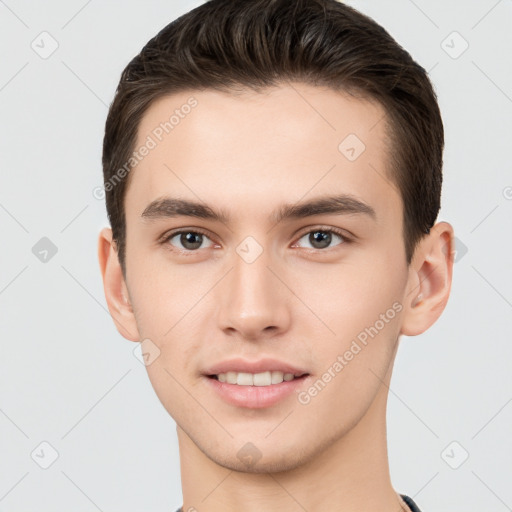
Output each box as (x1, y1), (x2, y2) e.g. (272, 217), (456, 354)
(204, 371), (310, 408)
(202, 358), (311, 408)
(207, 371), (309, 386)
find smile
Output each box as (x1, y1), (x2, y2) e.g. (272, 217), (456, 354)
(210, 370), (306, 386)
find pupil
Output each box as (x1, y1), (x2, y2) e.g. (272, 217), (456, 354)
(310, 231), (331, 249)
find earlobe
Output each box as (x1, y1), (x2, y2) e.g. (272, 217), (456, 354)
(98, 227), (140, 342)
(400, 221), (455, 336)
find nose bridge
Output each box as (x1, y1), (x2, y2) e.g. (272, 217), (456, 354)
(217, 239), (290, 337)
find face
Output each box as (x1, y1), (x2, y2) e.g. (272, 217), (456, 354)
(120, 83), (413, 472)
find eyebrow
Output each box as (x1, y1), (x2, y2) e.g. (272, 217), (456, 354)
(141, 194), (376, 224)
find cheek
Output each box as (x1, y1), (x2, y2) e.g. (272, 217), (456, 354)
(297, 293), (404, 429)
(299, 257), (406, 338)
(127, 257), (193, 333)
(299, 259), (406, 396)
(127, 263), (209, 372)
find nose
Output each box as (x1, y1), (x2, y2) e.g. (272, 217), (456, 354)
(216, 245), (292, 341)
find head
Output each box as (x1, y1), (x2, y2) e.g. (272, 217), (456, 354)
(99, 0), (453, 474)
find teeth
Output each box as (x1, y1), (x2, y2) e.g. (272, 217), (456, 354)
(215, 371), (299, 386)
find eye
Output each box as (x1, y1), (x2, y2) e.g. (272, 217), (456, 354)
(164, 230), (215, 252)
(293, 227), (348, 250)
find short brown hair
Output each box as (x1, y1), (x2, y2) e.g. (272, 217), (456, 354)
(102, 0), (443, 273)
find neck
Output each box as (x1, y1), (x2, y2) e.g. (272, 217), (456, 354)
(177, 356), (407, 512)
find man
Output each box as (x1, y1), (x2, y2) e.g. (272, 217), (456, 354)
(98, 1), (454, 510)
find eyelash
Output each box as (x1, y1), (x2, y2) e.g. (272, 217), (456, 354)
(159, 226), (353, 254)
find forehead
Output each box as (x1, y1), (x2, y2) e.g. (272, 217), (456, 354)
(126, 83), (400, 226)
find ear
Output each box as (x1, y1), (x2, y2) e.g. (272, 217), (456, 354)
(400, 221), (455, 336)
(98, 227), (140, 341)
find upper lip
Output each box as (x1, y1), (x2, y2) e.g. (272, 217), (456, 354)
(203, 358), (309, 377)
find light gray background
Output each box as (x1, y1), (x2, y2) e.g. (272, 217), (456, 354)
(0, 1), (511, 511)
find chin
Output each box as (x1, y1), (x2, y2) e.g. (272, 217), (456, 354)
(212, 448), (310, 474)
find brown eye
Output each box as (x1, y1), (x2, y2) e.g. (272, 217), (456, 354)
(166, 231), (214, 251)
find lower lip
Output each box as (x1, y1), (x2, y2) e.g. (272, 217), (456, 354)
(204, 375), (309, 409)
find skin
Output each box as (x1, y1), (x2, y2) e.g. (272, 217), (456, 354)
(98, 83), (454, 512)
